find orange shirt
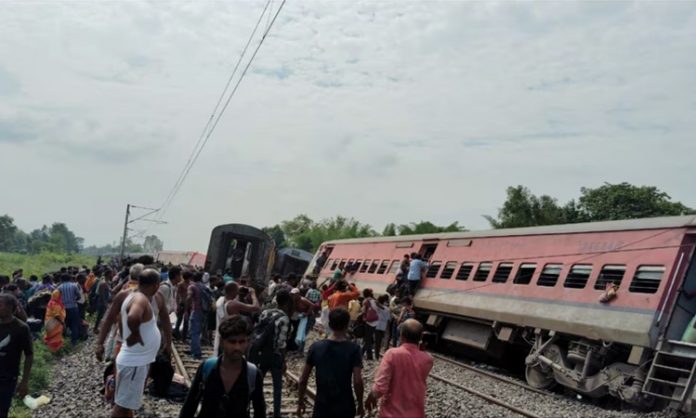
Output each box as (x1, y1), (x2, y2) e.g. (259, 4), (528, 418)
(85, 273), (97, 292)
(327, 285), (359, 310)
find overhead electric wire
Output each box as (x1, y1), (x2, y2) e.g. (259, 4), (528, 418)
(156, 0), (276, 220)
(157, 0), (287, 222)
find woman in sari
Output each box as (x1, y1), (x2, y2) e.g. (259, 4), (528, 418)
(44, 289), (66, 353)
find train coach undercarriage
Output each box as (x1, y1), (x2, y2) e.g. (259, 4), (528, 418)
(426, 314), (696, 412)
(524, 330), (653, 408)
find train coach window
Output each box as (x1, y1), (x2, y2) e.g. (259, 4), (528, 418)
(388, 260), (400, 275)
(426, 261), (442, 278)
(338, 260), (347, 270)
(492, 263), (513, 283)
(329, 259), (337, 271)
(353, 260), (363, 272)
(456, 263), (475, 280)
(377, 260), (390, 274)
(360, 260), (370, 273)
(537, 264), (562, 287)
(440, 262), (458, 279)
(564, 264), (592, 289)
(629, 266), (665, 294)
(594, 265), (626, 290)
(473, 263), (492, 281)
(368, 260), (379, 274)
(514, 263), (537, 285)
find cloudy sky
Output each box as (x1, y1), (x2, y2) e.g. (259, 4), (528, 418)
(1, 1), (694, 252)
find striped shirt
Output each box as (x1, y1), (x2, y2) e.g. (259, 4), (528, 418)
(58, 282), (81, 309)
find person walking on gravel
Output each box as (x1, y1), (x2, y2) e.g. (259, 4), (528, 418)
(179, 315), (265, 418)
(366, 319), (433, 418)
(0, 293), (33, 418)
(297, 307), (365, 418)
(248, 289), (291, 418)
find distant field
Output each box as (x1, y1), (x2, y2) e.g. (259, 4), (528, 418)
(0, 252), (97, 277)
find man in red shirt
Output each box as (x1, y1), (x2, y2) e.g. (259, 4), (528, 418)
(365, 319), (433, 418)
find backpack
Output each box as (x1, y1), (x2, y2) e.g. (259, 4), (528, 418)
(248, 311), (281, 369)
(195, 282), (214, 313)
(200, 357), (257, 398)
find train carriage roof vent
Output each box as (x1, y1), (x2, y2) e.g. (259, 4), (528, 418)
(629, 266), (665, 294)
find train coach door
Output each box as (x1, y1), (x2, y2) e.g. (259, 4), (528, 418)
(419, 241), (439, 261)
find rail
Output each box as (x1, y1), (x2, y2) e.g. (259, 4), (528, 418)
(429, 372), (542, 418)
(430, 352), (547, 396)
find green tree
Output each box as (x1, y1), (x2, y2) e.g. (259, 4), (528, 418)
(578, 182), (694, 221)
(0, 215), (18, 251)
(280, 215), (376, 252)
(382, 223), (398, 236)
(280, 214), (314, 248)
(484, 186), (575, 229)
(143, 235), (164, 252)
(49, 223), (82, 253)
(262, 225), (286, 249)
(486, 183), (693, 229)
(396, 221), (466, 235)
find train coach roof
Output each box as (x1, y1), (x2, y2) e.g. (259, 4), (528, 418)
(323, 215), (696, 245)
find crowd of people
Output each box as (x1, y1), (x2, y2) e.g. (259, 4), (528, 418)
(0, 252), (434, 418)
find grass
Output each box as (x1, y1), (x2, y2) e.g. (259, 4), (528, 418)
(0, 252), (97, 278)
(0, 250), (97, 417)
(8, 336), (58, 418)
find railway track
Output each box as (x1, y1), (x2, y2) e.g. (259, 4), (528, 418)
(428, 352), (544, 418)
(171, 341), (315, 417)
(430, 352), (547, 396)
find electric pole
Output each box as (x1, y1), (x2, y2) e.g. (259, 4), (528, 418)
(118, 204), (167, 264)
(119, 204), (131, 263)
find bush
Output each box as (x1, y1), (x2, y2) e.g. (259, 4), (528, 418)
(0, 252), (97, 277)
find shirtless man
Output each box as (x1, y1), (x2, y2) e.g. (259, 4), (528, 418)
(214, 282), (259, 355)
(95, 269), (172, 418)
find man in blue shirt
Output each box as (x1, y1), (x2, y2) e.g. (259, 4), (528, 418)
(406, 253), (428, 295)
(57, 274), (83, 345)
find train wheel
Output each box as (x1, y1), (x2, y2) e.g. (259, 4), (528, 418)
(525, 363), (556, 390)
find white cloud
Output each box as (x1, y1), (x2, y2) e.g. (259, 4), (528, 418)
(0, 1), (694, 251)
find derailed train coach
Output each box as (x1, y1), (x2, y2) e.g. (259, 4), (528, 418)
(307, 215), (696, 412)
(205, 224), (276, 290)
(204, 224), (314, 290)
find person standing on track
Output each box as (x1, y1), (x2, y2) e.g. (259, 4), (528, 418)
(180, 315), (265, 418)
(213, 282), (259, 356)
(365, 319), (433, 418)
(187, 272), (209, 359)
(174, 270), (192, 341)
(110, 269), (164, 418)
(297, 307), (364, 418)
(248, 289), (290, 418)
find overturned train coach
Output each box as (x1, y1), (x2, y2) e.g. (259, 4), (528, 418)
(308, 215), (696, 411)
